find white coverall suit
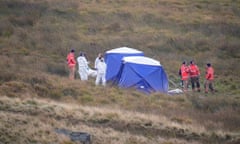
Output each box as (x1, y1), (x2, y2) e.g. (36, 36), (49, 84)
(95, 60), (106, 86)
(94, 57), (100, 69)
(77, 56), (89, 81)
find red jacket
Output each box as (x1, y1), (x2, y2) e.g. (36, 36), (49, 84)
(179, 64), (189, 80)
(189, 64), (200, 77)
(66, 52), (76, 67)
(205, 67), (214, 80)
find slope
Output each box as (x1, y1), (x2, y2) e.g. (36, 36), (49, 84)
(0, 0), (240, 143)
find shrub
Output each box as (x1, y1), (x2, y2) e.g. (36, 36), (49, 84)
(0, 21), (13, 37)
(0, 81), (29, 97)
(46, 62), (68, 76)
(0, 70), (17, 84)
(80, 95), (94, 103)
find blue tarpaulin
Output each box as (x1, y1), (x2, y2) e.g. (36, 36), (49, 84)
(105, 47), (144, 82)
(117, 56), (169, 94)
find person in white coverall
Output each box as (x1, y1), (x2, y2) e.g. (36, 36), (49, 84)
(77, 52), (89, 81)
(94, 53), (103, 69)
(95, 57), (106, 86)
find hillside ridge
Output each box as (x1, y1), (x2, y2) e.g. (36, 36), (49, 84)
(0, 0), (240, 143)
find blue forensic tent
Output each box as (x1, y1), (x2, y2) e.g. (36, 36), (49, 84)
(118, 56), (169, 93)
(105, 47), (144, 82)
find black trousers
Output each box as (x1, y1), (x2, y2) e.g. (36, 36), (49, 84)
(190, 77), (200, 90)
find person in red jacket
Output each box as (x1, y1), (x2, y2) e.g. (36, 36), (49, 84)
(179, 61), (190, 92)
(189, 60), (200, 92)
(204, 63), (215, 93)
(66, 49), (76, 80)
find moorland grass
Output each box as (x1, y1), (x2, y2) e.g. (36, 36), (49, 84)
(0, 0), (240, 143)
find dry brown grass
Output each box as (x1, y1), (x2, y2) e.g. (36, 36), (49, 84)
(0, 0), (240, 143)
(1, 96), (239, 144)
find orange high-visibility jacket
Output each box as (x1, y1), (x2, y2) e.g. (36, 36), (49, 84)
(205, 67), (214, 80)
(180, 64), (189, 80)
(67, 52), (76, 67)
(189, 64), (200, 77)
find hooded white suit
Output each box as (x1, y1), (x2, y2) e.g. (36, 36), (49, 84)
(77, 56), (89, 81)
(95, 59), (107, 86)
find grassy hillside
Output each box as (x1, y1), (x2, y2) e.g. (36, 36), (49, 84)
(0, 0), (240, 143)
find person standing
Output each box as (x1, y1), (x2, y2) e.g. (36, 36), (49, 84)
(95, 57), (107, 86)
(94, 53), (103, 69)
(189, 60), (201, 92)
(77, 52), (89, 81)
(204, 63), (215, 93)
(179, 61), (190, 92)
(66, 49), (76, 80)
